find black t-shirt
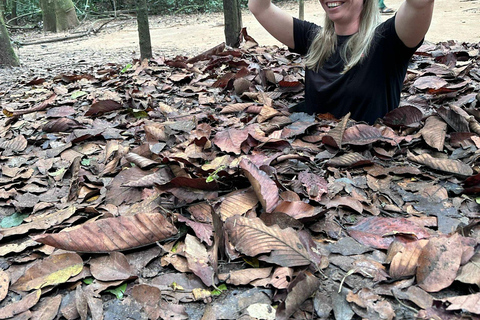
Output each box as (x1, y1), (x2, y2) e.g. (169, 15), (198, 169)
(290, 16), (421, 124)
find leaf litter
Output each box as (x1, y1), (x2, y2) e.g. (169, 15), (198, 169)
(0, 31), (480, 320)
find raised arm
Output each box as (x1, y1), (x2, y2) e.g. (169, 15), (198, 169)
(248, 0), (295, 49)
(395, 0), (435, 48)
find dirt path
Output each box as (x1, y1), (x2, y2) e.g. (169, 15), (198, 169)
(2, 0), (479, 89)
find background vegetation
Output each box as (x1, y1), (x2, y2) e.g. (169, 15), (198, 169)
(1, 0), (291, 26)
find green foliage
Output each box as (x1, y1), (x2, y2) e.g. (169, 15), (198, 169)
(211, 284), (228, 296)
(105, 283), (128, 299)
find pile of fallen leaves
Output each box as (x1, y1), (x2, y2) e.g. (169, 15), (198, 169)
(0, 30), (480, 320)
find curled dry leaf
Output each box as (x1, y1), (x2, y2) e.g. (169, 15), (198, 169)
(322, 112), (350, 148)
(124, 152), (160, 169)
(456, 253), (480, 286)
(218, 267), (272, 286)
(225, 216), (321, 267)
(270, 267), (294, 289)
(276, 272), (320, 320)
(11, 253), (83, 292)
(417, 234), (463, 292)
(240, 158), (279, 213)
(184, 234), (215, 287)
(420, 116), (447, 151)
(218, 188), (259, 221)
(387, 239), (429, 279)
(407, 151), (473, 177)
(33, 213), (178, 253)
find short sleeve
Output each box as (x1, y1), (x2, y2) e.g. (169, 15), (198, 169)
(376, 16), (422, 59)
(290, 18), (320, 55)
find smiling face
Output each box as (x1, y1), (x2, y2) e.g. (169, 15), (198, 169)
(320, 0), (365, 35)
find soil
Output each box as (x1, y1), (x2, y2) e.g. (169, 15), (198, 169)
(1, 0), (480, 89)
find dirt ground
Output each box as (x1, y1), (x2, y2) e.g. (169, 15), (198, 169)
(2, 0), (480, 88)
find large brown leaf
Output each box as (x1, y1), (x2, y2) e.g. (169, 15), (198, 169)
(90, 252), (134, 282)
(240, 158), (279, 213)
(417, 234), (463, 292)
(225, 216), (321, 267)
(11, 253), (83, 291)
(85, 100), (123, 117)
(407, 151), (473, 177)
(213, 127), (249, 155)
(383, 106), (423, 127)
(342, 124), (384, 145)
(348, 217), (431, 250)
(32, 213), (178, 253)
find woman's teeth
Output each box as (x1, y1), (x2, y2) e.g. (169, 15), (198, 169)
(327, 2), (343, 8)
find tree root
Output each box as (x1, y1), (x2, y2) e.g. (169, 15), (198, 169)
(12, 17), (126, 47)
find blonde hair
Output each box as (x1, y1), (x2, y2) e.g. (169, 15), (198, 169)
(305, 0), (380, 73)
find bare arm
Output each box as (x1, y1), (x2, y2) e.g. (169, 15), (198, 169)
(248, 0), (295, 49)
(395, 0), (435, 48)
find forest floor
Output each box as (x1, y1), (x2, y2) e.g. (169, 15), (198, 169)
(1, 0), (480, 89)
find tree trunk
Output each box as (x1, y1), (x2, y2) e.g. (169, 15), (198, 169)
(0, 14), (19, 66)
(0, 0), (5, 22)
(136, 0), (152, 60)
(40, 0), (79, 32)
(223, 0), (242, 47)
(54, 0), (79, 32)
(299, 0), (305, 20)
(11, 0), (17, 25)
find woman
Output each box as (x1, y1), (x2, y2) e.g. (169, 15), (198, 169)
(248, 0), (434, 124)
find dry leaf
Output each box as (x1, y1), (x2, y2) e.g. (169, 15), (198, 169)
(11, 253), (83, 291)
(33, 213), (178, 253)
(225, 216), (321, 267)
(417, 234), (463, 292)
